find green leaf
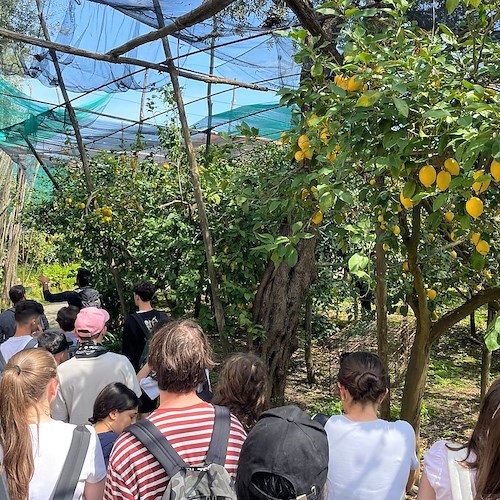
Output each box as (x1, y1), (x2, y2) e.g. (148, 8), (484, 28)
(291, 221), (303, 234)
(333, 189), (353, 204)
(348, 253), (369, 272)
(433, 193), (448, 211)
(446, 0), (460, 14)
(355, 91), (382, 107)
(392, 97), (409, 118)
(403, 179), (416, 199)
(269, 200), (281, 213)
(484, 314), (500, 352)
(311, 63), (323, 78)
(459, 215), (471, 230)
(470, 252), (485, 272)
(423, 109), (451, 119)
(285, 247), (298, 267)
(319, 192), (334, 212)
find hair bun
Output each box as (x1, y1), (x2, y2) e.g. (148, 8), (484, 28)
(356, 372), (378, 394)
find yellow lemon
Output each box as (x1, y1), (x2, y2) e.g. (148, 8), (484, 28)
(304, 148), (314, 160)
(298, 134), (310, 150)
(471, 232), (481, 245)
(427, 289), (437, 300)
(444, 211), (454, 222)
(334, 75), (349, 90)
(347, 75), (362, 92)
(162, 162), (170, 169)
(491, 159), (500, 181)
(78, 203), (86, 210)
(102, 207), (112, 217)
(444, 158), (460, 176)
(466, 197), (483, 218)
(476, 240), (490, 256)
(400, 191), (413, 209)
(402, 261), (409, 271)
(65, 197), (72, 205)
(294, 150), (305, 162)
(300, 188), (309, 201)
(382, 243), (390, 251)
(436, 171), (451, 191)
(326, 151), (337, 162)
(377, 215), (385, 223)
(312, 210), (323, 225)
(393, 225), (401, 236)
(472, 170), (490, 193)
(419, 165), (437, 187)
(450, 250), (457, 259)
(369, 179), (376, 186)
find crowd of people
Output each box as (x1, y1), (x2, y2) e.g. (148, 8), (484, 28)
(0, 270), (498, 499)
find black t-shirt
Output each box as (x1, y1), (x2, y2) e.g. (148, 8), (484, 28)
(122, 309), (170, 371)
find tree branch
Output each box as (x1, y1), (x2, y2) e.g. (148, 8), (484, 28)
(431, 287), (500, 343)
(107, 0), (236, 57)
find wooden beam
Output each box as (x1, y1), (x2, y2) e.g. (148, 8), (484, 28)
(23, 137), (61, 191)
(284, 0), (343, 64)
(0, 27), (270, 92)
(107, 0), (236, 57)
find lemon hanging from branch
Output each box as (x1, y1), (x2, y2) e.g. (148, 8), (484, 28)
(419, 165), (436, 188)
(444, 158), (460, 176)
(466, 197), (484, 219)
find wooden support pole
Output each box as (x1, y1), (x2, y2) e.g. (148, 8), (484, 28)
(23, 136), (61, 191)
(107, 0), (235, 57)
(152, 0), (227, 341)
(34, 0), (94, 193)
(0, 28), (270, 92)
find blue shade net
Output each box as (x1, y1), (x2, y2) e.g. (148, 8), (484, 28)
(0, 0), (301, 173)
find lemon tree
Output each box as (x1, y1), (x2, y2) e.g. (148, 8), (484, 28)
(279, 0), (500, 430)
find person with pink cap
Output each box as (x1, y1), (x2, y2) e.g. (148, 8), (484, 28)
(51, 307), (141, 425)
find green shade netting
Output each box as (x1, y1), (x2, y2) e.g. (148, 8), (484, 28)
(192, 102), (293, 140)
(0, 77), (110, 148)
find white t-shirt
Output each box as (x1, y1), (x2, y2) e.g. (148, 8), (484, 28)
(423, 440), (476, 500)
(0, 335), (36, 363)
(325, 415), (418, 500)
(51, 351), (141, 424)
(0, 420), (105, 500)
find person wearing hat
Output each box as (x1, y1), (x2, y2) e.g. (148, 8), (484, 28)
(37, 328), (72, 365)
(236, 405), (329, 500)
(51, 307), (141, 425)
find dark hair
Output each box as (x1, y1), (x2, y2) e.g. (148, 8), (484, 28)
(338, 352), (388, 404)
(452, 378), (500, 473)
(474, 398), (500, 499)
(89, 382), (140, 424)
(9, 285), (25, 305)
(76, 269), (92, 287)
(37, 328), (70, 355)
(14, 300), (44, 325)
(149, 319), (214, 393)
(133, 281), (156, 302)
(248, 473), (327, 500)
(213, 353), (269, 432)
(56, 306), (79, 332)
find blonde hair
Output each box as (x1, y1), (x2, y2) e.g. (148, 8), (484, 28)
(213, 353), (269, 432)
(0, 349), (57, 499)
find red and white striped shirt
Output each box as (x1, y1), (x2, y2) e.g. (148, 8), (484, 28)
(104, 402), (246, 499)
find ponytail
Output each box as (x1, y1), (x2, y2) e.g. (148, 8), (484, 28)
(0, 349), (57, 499)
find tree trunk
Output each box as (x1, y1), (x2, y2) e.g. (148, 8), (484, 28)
(399, 315), (432, 437)
(105, 245), (127, 318)
(1, 166), (27, 308)
(375, 224), (390, 420)
(253, 233), (317, 404)
(304, 293), (316, 384)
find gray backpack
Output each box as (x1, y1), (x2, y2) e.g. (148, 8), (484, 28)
(76, 287), (101, 308)
(126, 405), (236, 500)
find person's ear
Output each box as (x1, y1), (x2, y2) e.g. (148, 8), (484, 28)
(109, 410), (118, 422)
(48, 377), (59, 400)
(378, 388), (389, 404)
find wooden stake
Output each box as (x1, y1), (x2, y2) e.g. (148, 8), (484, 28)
(152, 0), (227, 340)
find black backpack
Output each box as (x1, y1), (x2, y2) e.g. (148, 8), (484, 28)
(76, 287), (101, 308)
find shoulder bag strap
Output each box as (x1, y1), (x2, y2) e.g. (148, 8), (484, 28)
(0, 349), (6, 372)
(24, 337), (38, 350)
(130, 313), (152, 340)
(125, 420), (186, 477)
(0, 467), (10, 500)
(447, 448), (474, 500)
(205, 405), (231, 466)
(52, 425), (91, 500)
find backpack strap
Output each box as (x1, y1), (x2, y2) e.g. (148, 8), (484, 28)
(52, 425), (91, 500)
(125, 419), (186, 478)
(0, 466), (10, 500)
(205, 405), (231, 467)
(24, 337), (38, 350)
(311, 413), (330, 427)
(130, 313), (152, 340)
(447, 448), (473, 500)
(0, 348), (6, 372)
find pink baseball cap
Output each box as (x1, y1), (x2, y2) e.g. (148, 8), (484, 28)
(74, 307), (110, 337)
